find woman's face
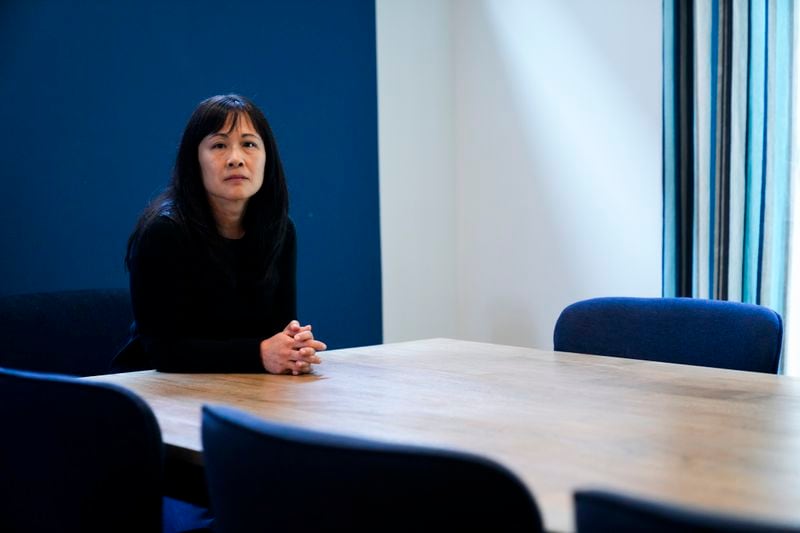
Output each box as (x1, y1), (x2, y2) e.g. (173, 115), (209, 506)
(198, 112), (266, 210)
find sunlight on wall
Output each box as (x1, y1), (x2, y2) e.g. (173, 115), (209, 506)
(377, 0), (661, 348)
(453, 0), (661, 347)
(484, 0), (659, 254)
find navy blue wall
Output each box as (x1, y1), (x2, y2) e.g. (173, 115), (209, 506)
(0, 1), (381, 349)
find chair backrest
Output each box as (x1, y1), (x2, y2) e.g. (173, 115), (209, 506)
(202, 405), (543, 533)
(574, 489), (799, 533)
(553, 297), (782, 373)
(0, 367), (163, 533)
(0, 288), (133, 376)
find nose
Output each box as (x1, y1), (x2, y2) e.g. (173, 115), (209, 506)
(226, 147), (244, 168)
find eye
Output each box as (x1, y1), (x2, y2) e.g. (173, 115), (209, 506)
(211, 142), (226, 149)
(243, 141), (259, 149)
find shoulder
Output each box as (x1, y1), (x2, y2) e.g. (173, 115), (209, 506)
(133, 214), (187, 260)
(142, 214), (183, 242)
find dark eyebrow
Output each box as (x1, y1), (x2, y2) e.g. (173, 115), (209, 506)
(207, 132), (261, 140)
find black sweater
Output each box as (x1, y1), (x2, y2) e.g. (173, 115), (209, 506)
(114, 215), (296, 372)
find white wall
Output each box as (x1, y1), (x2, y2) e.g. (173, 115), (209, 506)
(377, 0), (662, 349)
(376, 0), (458, 341)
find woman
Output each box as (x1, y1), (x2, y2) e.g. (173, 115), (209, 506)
(114, 94), (325, 374)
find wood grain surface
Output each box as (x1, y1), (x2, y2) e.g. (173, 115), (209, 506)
(89, 338), (800, 532)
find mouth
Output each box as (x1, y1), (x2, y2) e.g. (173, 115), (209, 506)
(224, 175), (249, 181)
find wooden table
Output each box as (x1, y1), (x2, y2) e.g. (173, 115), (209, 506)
(89, 338), (800, 532)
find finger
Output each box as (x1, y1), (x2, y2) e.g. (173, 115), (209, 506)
(302, 350), (322, 364)
(286, 360), (311, 376)
(292, 344), (326, 362)
(293, 330), (315, 343)
(287, 326), (312, 339)
(295, 339), (326, 351)
(292, 348), (322, 365)
(291, 359), (315, 374)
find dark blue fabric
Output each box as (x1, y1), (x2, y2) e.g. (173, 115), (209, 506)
(575, 490), (799, 533)
(0, 367), (163, 533)
(201, 405), (543, 533)
(0, 289), (134, 376)
(163, 498), (214, 533)
(553, 297), (782, 373)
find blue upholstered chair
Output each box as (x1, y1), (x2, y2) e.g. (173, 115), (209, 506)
(553, 297), (782, 373)
(574, 489), (800, 533)
(0, 288), (134, 376)
(202, 405), (544, 533)
(0, 367), (163, 533)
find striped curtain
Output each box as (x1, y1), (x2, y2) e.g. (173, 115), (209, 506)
(662, 0), (796, 371)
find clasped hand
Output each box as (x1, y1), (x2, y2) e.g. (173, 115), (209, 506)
(259, 320), (327, 375)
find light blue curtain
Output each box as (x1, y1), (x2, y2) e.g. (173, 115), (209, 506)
(663, 0), (794, 346)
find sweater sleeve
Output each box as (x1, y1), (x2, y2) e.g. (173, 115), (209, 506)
(129, 217), (265, 373)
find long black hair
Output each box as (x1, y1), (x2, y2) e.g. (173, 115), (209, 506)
(126, 94), (290, 282)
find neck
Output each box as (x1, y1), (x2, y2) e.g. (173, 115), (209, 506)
(208, 197), (246, 239)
